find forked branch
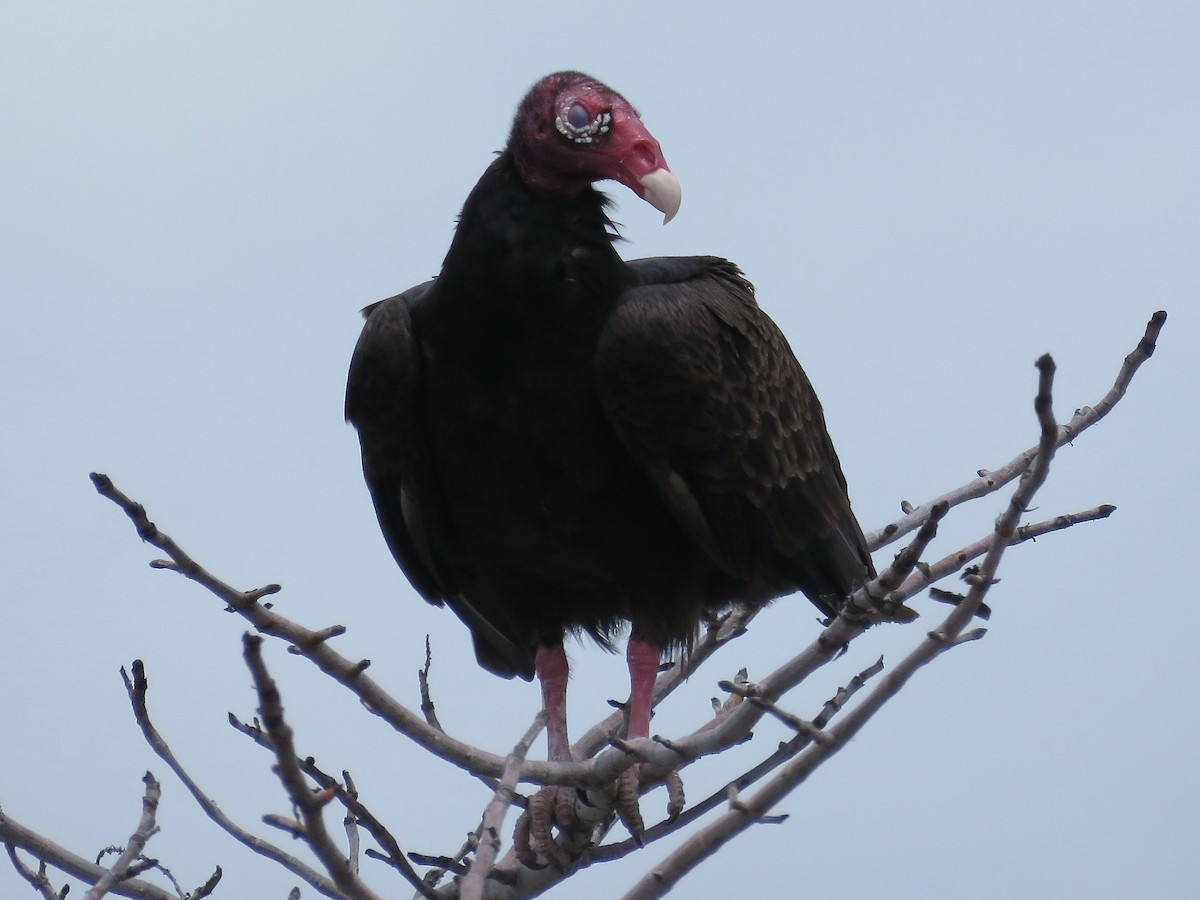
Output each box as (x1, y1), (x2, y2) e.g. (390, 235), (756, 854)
(866, 310), (1165, 551)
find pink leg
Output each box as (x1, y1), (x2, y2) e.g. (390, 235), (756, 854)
(616, 635), (677, 839)
(625, 636), (662, 739)
(535, 642), (572, 761)
(516, 641), (576, 868)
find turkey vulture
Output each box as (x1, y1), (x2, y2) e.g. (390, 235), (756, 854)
(346, 71), (880, 848)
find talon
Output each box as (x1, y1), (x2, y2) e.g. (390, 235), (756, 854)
(554, 783), (576, 829)
(615, 765), (685, 839)
(664, 770), (685, 820)
(513, 807), (535, 867)
(615, 765), (645, 841)
(515, 785), (575, 871)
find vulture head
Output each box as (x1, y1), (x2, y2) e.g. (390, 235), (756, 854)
(507, 70), (681, 222)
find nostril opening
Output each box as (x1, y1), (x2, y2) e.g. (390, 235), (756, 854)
(630, 140), (656, 167)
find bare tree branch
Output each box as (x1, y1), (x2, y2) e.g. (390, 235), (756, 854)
(716, 681), (833, 746)
(1, 808), (174, 900)
(241, 633), (384, 900)
(418, 636), (444, 732)
(119, 660), (343, 897)
(87, 458), (1115, 900)
(866, 309), (1165, 551)
(189, 867), (223, 900)
(83, 773), (162, 900)
(460, 714), (547, 900)
(90, 473), (536, 785)
(1013, 503), (1115, 544)
(405, 831), (481, 895)
(226, 715), (437, 900)
(92, 473), (762, 794)
(587, 654), (887, 864)
(89, 453), (1139, 900)
(6, 844), (66, 900)
(892, 500), (1116, 618)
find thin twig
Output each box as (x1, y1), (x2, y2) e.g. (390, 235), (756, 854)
(405, 832), (479, 894)
(716, 682), (834, 746)
(188, 867), (222, 900)
(895, 501), (1117, 616)
(1012, 504), (1115, 545)
(419, 636), (444, 731)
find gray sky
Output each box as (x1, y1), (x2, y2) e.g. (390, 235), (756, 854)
(2, 2), (1196, 898)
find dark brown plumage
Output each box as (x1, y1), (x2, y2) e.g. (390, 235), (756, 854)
(345, 71), (875, 841)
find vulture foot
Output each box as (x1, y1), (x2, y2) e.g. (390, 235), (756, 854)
(514, 784), (578, 870)
(615, 765), (686, 843)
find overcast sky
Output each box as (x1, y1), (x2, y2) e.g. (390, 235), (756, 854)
(2, 2), (1197, 898)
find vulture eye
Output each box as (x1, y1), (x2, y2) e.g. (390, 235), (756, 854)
(566, 102), (592, 130)
(555, 100), (612, 145)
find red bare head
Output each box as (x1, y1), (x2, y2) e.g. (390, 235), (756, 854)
(507, 71), (681, 223)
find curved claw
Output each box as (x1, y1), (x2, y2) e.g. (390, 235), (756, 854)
(615, 766), (686, 841)
(664, 770), (685, 821)
(513, 808), (535, 866)
(615, 765), (646, 843)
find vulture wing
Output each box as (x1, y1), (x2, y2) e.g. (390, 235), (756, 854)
(345, 282), (535, 679)
(596, 257), (874, 616)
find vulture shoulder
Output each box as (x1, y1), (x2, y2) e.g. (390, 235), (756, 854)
(596, 257), (874, 615)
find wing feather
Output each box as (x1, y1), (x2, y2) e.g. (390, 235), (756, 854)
(596, 258), (874, 615)
(346, 283), (535, 679)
